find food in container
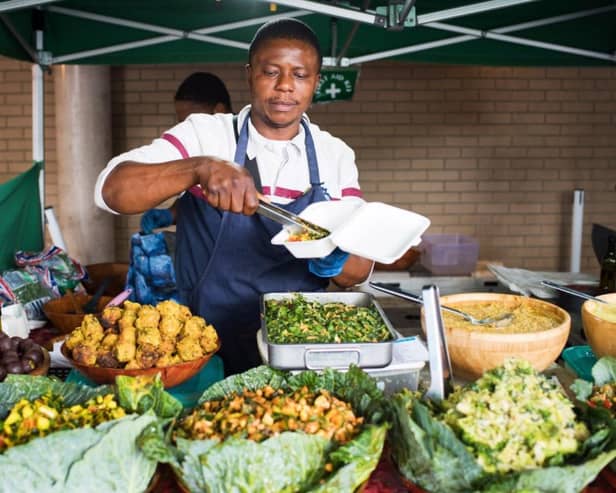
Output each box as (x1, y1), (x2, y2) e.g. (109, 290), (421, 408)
(389, 359), (616, 493)
(61, 299), (220, 387)
(582, 292), (616, 358)
(430, 293), (570, 380)
(271, 198), (430, 264)
(261, 292), (396, 370)
(142, 365), (388, 493)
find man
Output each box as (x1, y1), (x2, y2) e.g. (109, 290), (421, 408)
(140, 72), (233, 233)
(95, 18), (373, 375)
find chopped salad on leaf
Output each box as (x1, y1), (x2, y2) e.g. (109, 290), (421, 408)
(0, 373), (181, 493)
(139, 365), (389, 493)
(390, 358), (616, 493)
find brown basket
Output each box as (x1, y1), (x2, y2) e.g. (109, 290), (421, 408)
(43, 293), (113, 334)
(83, 263), (129, 297)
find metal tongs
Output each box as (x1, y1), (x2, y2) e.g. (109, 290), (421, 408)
(422, 285), (455, 400)
(256, 195), (330, 238)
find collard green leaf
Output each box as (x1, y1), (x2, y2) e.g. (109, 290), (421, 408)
(64, 413), (158, 493)
(570, 378), (594, 402)
(197, 365), (287, 403)
(116, 374), (182, 418)
(309, 424), (388, 493)
(0, 375), (112, 418)
(591, 356), (616, 385)
(174, 432), (330, 493)
(482, 449), (616, 493)
(390, 391), (483, 492)
(0, 414), (157, 493)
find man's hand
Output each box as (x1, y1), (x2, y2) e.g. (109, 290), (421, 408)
(195, 157), (259, 215)
(308, 248), (350, 278)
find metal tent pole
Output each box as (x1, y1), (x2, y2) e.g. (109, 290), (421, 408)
(33, 23), (45, 239)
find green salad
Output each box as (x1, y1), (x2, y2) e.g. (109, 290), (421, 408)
(390, 358), (616, 493)
(265, 294), (392, 344)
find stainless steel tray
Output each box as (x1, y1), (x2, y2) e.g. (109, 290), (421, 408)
(261, 291), (396, 370)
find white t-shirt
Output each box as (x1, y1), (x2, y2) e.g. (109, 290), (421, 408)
(94, 105), (362, 213)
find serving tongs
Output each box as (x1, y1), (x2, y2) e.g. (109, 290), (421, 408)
(369, 282), (513, 327)
(422, 285), (455, 400)
(256, 195), (330, 238)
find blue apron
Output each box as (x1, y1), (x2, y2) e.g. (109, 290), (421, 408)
(175, 114), (330, 375)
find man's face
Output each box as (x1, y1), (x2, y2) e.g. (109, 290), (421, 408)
(247, 38), (320, 140)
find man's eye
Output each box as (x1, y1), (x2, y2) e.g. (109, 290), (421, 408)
(264, 69), (278, 77)
(295, 73), (308, 79)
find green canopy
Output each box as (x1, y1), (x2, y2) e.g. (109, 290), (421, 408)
(0, 0), (614, 68)
(0, 162), (44, 271)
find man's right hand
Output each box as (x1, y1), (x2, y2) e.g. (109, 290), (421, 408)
(194, 157), (260, 215)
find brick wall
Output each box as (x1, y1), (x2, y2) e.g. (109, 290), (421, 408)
(2, 56), (616, 274)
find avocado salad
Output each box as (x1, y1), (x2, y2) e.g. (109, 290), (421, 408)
(390, 358), (616, 493)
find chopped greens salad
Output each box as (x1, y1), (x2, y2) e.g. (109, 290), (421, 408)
(264, 294), (392, 344)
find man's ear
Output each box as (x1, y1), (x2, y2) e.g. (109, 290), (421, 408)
(313, 72), (321, 94)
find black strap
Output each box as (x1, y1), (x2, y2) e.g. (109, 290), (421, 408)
(233, 114), (262, 192)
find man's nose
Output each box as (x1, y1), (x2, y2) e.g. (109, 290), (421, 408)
(275, 72), (294, 91)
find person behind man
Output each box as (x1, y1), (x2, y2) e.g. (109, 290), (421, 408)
(95, 18), (373, 375)
(140, 72), (233, 234)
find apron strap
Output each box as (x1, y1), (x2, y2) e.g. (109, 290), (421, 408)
(233, 114), (262, 193)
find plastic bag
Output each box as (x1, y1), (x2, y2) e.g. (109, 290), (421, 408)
(0, 269), (55, 321)
(15, 246), (87, 295)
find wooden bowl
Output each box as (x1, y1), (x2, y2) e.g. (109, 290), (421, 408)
(43, 294), (113, 334)
(428, 293), (570, 381)
(582, 292), (616, 358)
(61, 342), (219, 388)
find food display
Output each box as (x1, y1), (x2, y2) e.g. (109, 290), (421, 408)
(262, 292), (396, 370)
(390, 358), (616, 493)
(0, 332), (47, 381)
(0, 374), (181, 493)
(64, 299), (219, 369)
(586, 300), (616, 323)
(139, 365), (388, 493)
(265, 293), (392, 344)
(177, 385), (363, 443)
(441, 299), (564, 333)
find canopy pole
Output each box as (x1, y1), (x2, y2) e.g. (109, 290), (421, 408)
(33, 26), (45, 240)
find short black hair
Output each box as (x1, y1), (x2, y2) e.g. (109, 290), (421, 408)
(249, 18), (322, 72)
(174, 72), (232, 112)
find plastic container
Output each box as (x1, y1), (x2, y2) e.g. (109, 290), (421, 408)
(271, 198), (430, 264)
(561, 345), (597, 381)
(420, 234), (479, 275)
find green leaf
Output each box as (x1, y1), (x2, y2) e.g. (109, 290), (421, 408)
(197, 365), (287, 403)
(0, 414), (158, 493)
(309, 424), (388, 493)
(116, 374), (182, 418)
(0, 375), (112, 418)
(570, 378), (594, 402)
(390, 391), (484, 492)
(591, 356), (616, 385)
(483, 449), (616, 493)
(174, 432), (330, 493)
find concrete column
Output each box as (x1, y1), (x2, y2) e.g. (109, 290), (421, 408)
(54, 65), (114, 265)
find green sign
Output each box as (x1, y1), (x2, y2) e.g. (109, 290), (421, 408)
(313, 69), (359, 104)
